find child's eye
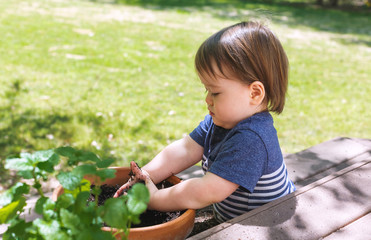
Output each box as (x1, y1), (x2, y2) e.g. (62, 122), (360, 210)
(204, 88), (219, 96)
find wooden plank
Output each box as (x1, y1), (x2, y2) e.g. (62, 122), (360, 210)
(323, 212), (371, 240)
(284, 137), (371, 184)
(188, 160), (371, 240)
(295, 151), (371, 187)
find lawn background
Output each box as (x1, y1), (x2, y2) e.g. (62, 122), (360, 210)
(0, 0), (370, 186)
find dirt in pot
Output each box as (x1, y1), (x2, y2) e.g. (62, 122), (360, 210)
(87, 181), (185, 228)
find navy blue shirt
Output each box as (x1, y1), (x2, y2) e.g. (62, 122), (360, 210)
(190, 112), (295, 221)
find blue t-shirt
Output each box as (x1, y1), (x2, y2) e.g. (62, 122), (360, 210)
(190, 112), (296, 222)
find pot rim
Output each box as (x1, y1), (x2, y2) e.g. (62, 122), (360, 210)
(102, 208), (195, 232)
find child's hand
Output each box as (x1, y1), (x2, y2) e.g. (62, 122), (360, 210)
(113, 161), (155, 198)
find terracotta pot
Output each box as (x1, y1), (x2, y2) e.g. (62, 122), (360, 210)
(52, 167), (196, 240)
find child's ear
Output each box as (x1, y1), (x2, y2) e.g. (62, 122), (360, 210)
(249, 81), (265, 105)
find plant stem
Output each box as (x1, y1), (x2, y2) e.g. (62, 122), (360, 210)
(112, 229), (128, 240)
(123, 221), (131, 240)
(94, 185), (99, 209)
(32, 168), (45, 198)
(37, 187), (44, 198)
(112, 220), (130, 240)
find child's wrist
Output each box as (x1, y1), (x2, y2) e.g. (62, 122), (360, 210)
(142, 169), (153, 182)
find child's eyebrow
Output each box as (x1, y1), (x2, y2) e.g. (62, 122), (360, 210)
(202, 81), (220, 88)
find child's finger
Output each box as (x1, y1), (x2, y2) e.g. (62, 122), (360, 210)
(113, 183), (129, 198)
(114, 161), (150, 198)
(130, 161), (148, 181)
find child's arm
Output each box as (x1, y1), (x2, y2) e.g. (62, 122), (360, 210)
(146, 172), (239, 211)
(113, 135), (203, 197)
(142, 135), (204, 184)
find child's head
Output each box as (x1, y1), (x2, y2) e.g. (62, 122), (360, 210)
(195, 21), (288, 114)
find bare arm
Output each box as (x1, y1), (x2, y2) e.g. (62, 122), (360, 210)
(142, 135), (203, 184)
(146, 172), (239, 211)
(113, 150), (239, 210)
(113, 135), (203, 197)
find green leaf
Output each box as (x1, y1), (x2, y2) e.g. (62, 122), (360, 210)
(0, 182), (29, 207)
(2, 218), (33, 240)
(55, 146), (76, 158)
(127, 183), (150, 215)
(17, 170), (33, 179)
(5, 157), (33, 171)
(19, 152), (33, 161)
(55, 147), (79, 166)
(33, 218), (66, 240)
(78, 151), (100, 163)
(57, 171), (83, 191)
(102, 197), (128, 229)
(33, 167), (50, 183)
(96, 158), (114, 168)
(91, 229), (116, 240)
(6, 150), (59, 175)
(0, 197), (27, 223)
(90, 184), (101, 197)
(74, 191), (91, 214)
(130, 214), (142, 225)
(73, 164), (97, 177)
(35, 197), (49, 215)
(130, 183), (150, 203)
(95, 169), (116, 182)
(56, 147), (102, 166)
(48, 151), (60, 165)
(0, 191), (12, 208)
(31, 150), (57, 164)
(127, 200), (147, 216)
(67, 158), (78, 166)
(76, 229), (116, 240)
(41, 198), (56, 221)
(33, 182), (42, 189)
(60, 208), (80, 235)
(75, 230), (93, 240)
(37, 156), (59, 173)
(55, 193), (75, 210)
(64, 179), (91, 198)
(34, 150), (59, 173)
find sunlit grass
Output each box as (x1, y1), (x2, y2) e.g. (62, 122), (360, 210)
(0, 0), (370, 183)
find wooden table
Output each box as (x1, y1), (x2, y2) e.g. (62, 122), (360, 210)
(188, 138), (371, 240)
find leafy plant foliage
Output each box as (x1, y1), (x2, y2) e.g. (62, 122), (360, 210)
(0, 147), (149, 240)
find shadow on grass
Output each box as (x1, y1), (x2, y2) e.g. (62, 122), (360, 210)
(93, 0), (371, 47)
(0, 108), (122, 156)
(0, 109), (108, 186)
(0, 80), (171, 188)
(0, 108), (170, 188)
(0, 80), (111, 187)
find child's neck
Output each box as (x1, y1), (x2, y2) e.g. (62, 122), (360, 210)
(252, 102), (268, 116)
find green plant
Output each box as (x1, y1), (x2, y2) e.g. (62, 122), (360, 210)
(0, 147), (149, 240)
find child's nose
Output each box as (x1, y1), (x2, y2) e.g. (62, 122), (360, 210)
(205, 92), (213, 106)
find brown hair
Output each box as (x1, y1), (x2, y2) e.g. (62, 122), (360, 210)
(195, 21), (289, 114)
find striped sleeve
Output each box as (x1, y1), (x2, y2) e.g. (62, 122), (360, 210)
(213, 162), (296, 222)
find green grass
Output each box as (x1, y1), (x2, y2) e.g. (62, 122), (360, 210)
(0, 0), (370, 185)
